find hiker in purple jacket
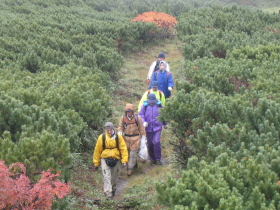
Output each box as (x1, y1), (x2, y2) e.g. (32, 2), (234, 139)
(139, 93), (167, 165)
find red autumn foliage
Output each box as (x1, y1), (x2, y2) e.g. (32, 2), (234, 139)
(0, 160), (71, 210)
(131, 11), (177, 30)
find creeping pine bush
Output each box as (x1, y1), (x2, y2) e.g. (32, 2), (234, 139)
(158, 6), (280, 209)
(0, 94), (72, 181)
(156, 156), (280, 209)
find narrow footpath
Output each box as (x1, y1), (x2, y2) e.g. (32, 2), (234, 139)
(113, 39), (184, 202)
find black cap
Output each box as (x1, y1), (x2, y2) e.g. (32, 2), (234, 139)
(157, 52), (165, 58)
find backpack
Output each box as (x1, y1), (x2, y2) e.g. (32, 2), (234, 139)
(102, 133), (119, 150)
(123, 114), (141, 135)
(154, 60), (160, 72)
(123, 114), (139, 129)
(147, 90), (163, 101)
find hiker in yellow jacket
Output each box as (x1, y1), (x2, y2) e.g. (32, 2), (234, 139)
(138, 81), (166, 112)
(93, 122), (128, 199)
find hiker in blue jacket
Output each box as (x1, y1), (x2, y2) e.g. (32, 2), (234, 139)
(149, 60), (174, 98)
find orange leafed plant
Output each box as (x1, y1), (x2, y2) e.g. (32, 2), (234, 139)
(0, 160), (71, 210)
(131, 11), (177, 30)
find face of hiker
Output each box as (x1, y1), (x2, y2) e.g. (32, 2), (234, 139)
(126, 110), (133, 117)
(158, 57), (164, 62)
(160, 63), (165, 71)
(105, 127), (114, 135)
(152, 86), (158, 91)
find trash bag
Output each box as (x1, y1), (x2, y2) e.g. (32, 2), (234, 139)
(139, 136), (148, 161)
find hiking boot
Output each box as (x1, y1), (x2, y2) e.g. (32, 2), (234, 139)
(150, 160), (156, 164)
(106, 196), (113, 200)
(155, 160), (163, 165)
(127, 170), (133, 176)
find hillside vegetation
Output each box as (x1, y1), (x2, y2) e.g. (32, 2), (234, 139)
(158, 4), (280, 210)
(1, 0), (280, 209)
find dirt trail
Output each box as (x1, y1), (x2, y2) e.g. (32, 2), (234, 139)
(113, 40), (184, 201)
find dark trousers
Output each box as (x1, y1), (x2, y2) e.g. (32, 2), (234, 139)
(146, 131), (161, 161)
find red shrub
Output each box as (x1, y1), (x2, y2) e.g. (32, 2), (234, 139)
(131, 11), (177, 30)
(0, 160), (71, 210)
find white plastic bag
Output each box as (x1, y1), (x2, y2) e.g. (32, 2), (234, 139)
(139, 136), (148, 161)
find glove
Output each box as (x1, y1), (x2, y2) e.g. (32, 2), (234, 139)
(164, 124), (168, 129)
(93, 166), (99, 172)
(168, 87), (173, 91)
(143, 122), (148, 127)
(118, 131), (123, 136)
(122, 163), (127, 167)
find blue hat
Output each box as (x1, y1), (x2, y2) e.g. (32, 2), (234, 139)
(147, 93), (158, 104)
(157, 52), (165, 58)
(151, 81), (158, 88)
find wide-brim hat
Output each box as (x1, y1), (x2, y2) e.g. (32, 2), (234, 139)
(147, 93), (158, 104)
(124, 103), (134, 112)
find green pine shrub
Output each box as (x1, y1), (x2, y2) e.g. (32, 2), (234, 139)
(156, 156), (280, 209)
(176, 6), (280, 60)
(158, 7), (280, 207)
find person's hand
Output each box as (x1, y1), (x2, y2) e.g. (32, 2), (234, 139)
(168, 87), (172, 91)
(118, 131), (123, 136)
(143, 122), (148, 127)
(122, 163), (127, 167)
(93, 166), (99, 172)
(164, 124), (168, 129)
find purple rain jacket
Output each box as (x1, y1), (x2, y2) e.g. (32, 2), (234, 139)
(139, 102), (166, 133)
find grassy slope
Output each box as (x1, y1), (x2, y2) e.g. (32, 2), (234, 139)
(68, 38), (184, 209)
(67, 4), (279, 209)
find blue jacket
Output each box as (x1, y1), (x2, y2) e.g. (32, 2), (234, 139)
(149, 61), (174, 98)
(139, 102), (165, 133)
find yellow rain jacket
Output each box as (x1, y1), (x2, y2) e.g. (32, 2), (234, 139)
(93, 132), (128, 167)
(137, 89), (166, 112)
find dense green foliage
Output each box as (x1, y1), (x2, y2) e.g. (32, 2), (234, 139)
(0, 0), (164, 182)
(1, 0), (280, 208)
(158, 5), (280, 209)
(176, 6), (280, 60)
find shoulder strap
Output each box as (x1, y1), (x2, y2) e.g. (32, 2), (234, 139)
(116, 134), (119, 149)
(147, 90), (151, 99)
(102, 133), (106, 150)
(122, 115), (126, 130)
(154, 60), (160, 72)
(134, 114), (139, 127)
